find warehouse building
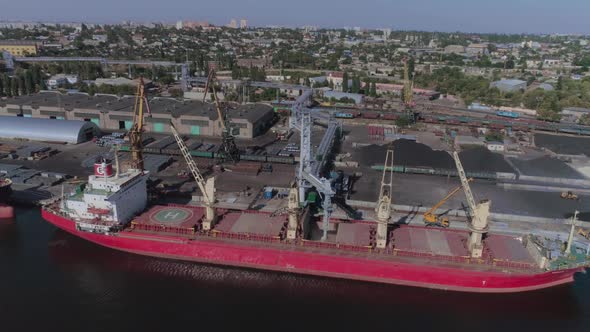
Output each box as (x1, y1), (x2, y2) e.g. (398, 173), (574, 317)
(0, 92), (274, 139)
(0, 116), (100, 144)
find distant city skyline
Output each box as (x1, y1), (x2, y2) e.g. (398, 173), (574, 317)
(2, 0), (590, 34)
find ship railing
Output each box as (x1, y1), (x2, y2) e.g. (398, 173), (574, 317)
(131, 222), (194, 235)
(491, 259), (536, 270)
(300, 240), (372, 253)
(393, 249), (471, 264)
(209, 231), (281, 243)
(391, 248), (537, 270)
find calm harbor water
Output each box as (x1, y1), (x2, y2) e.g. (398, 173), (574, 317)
(1, 207), (589, 332)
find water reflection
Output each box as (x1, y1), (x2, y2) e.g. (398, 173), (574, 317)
(47, 229), (587, 324)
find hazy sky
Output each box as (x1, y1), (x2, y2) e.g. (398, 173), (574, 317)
(2, 0), (589, 34)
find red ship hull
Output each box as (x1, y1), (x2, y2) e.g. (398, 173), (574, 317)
(42, 209), (587, 293)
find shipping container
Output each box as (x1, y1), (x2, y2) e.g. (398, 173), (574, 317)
(267, 156), (295, 164)
(190, 150), (214, 158)
(241, 154), (267, 162)
(496, 111), (520, 119)
(335, 112), (355, 119)
(362, 112), (380, 119)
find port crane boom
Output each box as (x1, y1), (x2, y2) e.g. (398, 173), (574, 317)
(452, 151), (477, 214)
(202, 69), (240, 162)
(375, 149), (394, 249)
(452, 151), (490, 258)
(423, 178), (473, 228)
(128, 77), (147, 171)
(170, 122), (217, 229)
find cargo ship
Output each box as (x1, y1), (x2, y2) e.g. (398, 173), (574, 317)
(0, 178), (14, 219)
(41, 156), (590, 293)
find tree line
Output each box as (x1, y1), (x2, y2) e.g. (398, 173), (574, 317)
(342, 72), (377, 97)
(0, 66), (47, 97)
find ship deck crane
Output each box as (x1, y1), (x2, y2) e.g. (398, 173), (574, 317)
(452, 151), (490, 258)
(128, 77), (149, 171)
(202, 70), (240, 163)
(170, 122), (217, 230)
(375, 149), (394, 249)
(423, 178), (473, 228)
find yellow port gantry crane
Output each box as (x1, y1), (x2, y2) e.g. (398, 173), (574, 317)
(402, 56), (414, 108)
(170, 122), (217, 230)
(128, 77), (148, 171)
(423, 178), (473, 228)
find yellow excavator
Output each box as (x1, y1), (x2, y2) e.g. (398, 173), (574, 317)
(423, 178), (473, 228)
(578, 228), (590, 240)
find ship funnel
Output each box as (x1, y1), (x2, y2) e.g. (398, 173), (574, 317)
(94, 158), (114, 177)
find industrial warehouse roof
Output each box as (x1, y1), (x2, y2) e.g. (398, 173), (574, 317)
(0, 116), (100, 144)
(1, 93), (274, 123)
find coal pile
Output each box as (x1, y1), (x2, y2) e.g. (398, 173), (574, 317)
(458, 147), (514, 173)
(509, 156), (584, 179)
(357, 140), (514, 173)
(535, 133), (590, 156)
(357, 139), (453, 168)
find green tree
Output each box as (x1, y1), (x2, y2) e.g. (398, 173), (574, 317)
(10, 77), (18, 96)
(342, 72), (349, 92)
(2, 74), (11, 96)
(522, 88), (546, 109)
(169, 88), (184, 98)
(364, 79), (371, 95)
(408, 57), (415, 80)
(17, 74), (25, 96)
(485, 131), (504, 142)
(538, 92), (561, 121)
(395, 116), (411, 127)
(39, 78), (47, 91)
(580, 114), (590, 125)
(351, 76), (360, 93)
(556, 76), (563, 91)
(370, 82), (377, 97)
(24, 70), (34, 95)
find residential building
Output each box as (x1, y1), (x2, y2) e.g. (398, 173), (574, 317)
(47, 74), (78, 88)
(236, 58), (270, 69)
(444, 45), (466, 54)
(543, 58), (562, 68)
(486, 141), (505, 152)
(465, 43), (489, 57)
(94, 77), (152, 88)
(240, 19), (248, 29)
(0, 40), (38, 56)
(309, 76), (327, 88)
(326, 72), (344, 91)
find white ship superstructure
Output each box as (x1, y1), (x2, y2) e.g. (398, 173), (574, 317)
(64, 158), (148, 232)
